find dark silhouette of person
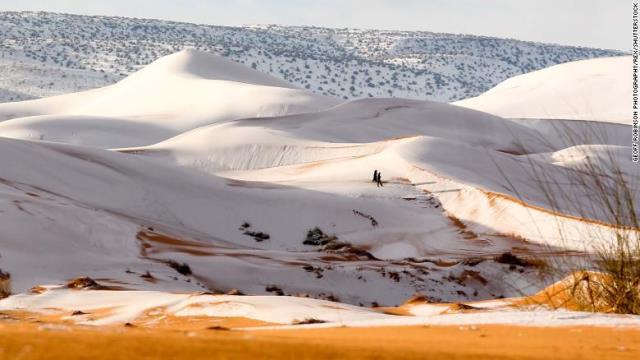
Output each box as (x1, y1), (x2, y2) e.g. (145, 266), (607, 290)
(376, 171), (383, 187)
(372, 169), (378, 182)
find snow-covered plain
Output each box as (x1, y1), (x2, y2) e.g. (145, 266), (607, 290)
(0, 49), (637, 327)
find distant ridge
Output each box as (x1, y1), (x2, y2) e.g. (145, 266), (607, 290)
(0, 11), (623, 102)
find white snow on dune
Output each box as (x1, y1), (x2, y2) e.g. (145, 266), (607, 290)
(122, 122), (388, 172)
(2, 288), (640, 328)
(0, 51), (633, 320)
(226, 98), (538, 146)
(122, 48), (297, 88)
(0, 49), (338, 147)
(455, 56), (630, 124)
(123, 89), (636, 252)
(0, 136), (508, 305)
(125, 98), (547, 174)
(0, 289), (386, 326)
(0, 114), (176, 148)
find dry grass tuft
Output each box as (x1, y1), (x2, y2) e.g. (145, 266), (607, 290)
(0, 269), (10, 299)
(499, 121), (640, 314)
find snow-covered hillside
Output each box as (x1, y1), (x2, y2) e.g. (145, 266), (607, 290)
(0, 11), (623, 103)
(0, 49), (634, 312)
(0, 50), (338, 147)
(456, 56), (631, 123)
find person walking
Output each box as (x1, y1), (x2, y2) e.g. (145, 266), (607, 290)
(376, 171), (384, 187)
(372, 169), (378, 183)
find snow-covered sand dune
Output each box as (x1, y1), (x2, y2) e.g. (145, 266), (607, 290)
(126, 94), (636, 250)
(0, 49), (338, 147)
(0, 134), (535, 305)
(3, 287), (640, 329)
(455, 56), (630, 124)
(0, 50), (636, 325)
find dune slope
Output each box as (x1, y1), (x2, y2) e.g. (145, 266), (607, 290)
(0, 49), (339, 147)
(455, 56), (630, 124)
(0, 52), (636, 328)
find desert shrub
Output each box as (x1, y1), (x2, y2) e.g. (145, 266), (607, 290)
(239, 222), (270, 242)
(0, 270), (10, 299)
(324, 240), (377, 260)
(303, 227), (376, 260)
(265, 285), (284, 296)
(292, 318), (326, 325)
(501, 122), (640, 314)
(206, 325), (230, 331)
(494, 252), (533, 267)
(66, 276), (101, 289)
(166, 260), (192, 276)
(322, 240), (350, 251)
(304, 227), (335, 246)
(243, 230), (270, 242)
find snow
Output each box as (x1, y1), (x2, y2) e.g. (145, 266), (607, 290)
(2, 288), (639, 329)
(0, 49), (633, 326)
(455, 56), (630, 124)
(0, 50), (338, 147)
(124, 48), (298, 89)
(128, 93), (634, 253)
(0, 114), (176, 148)
(0, 288), (391, 326)
(0, 135), (508, 304)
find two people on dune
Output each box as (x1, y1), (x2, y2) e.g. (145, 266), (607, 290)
(372, 169), (384, 187)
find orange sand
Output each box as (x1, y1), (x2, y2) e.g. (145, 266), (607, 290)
(0, 320), (638, 360)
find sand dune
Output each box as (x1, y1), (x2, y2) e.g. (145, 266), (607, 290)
(0, 49), (339, 147)
(455, 56), (630, 124)
(0, 50), (636, 337)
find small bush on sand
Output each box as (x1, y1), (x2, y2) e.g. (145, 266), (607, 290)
(239, 222), (270, 242)
(207, 326), (230, 331)
(243, 230), (270, 242)
(0, 270), (10, 299)
(292, 318), (327, 325)
(66, 277), (101, 290)
(303, 227), (376, 260)
(166, 260), (192, 276)
(494, 252), (536, 267)
(140, 271), (156, 282)
(304, 227), (336, 246)
(265, 285), (284, 296)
